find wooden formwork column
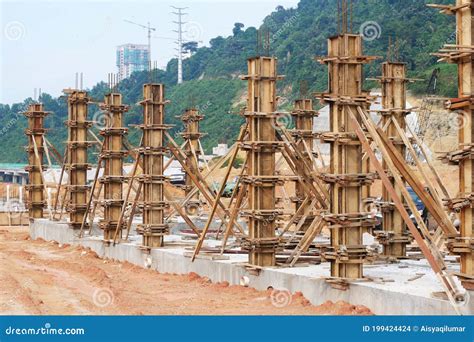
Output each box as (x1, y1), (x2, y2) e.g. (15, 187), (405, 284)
(376, 62), (412, 258)
(319, 34), (376, 280)
(291, 99), (318, 231)
(179, 108), (204, 214)
(432, 0), (474, 289)
(137, 84), (169, 247)
(241, 56), (281, 267)
(65, 90), (91, 229)
(99, 93), (129, 240)
(24, 103), (48, 219)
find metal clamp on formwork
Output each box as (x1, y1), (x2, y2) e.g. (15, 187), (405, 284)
(64, 120), (94, 128)
(99, 175), (130, 183)
(24, 184), (46, 191)
(24, 128), (47, 135)
(289, 129), (318, 140)
(100, 150), (129, 159)
(443, 195), (474, 211)
(446, 236), (474, 255)
(137, 174), (168, 184)
(240, 175), (285, 187)
(240, 236), (281, 253)
(66, 163), (91, 171)
(25, 200), (46, 208)
(67, 141), (95, 149)
(438, 145), (474, 165)
(322, 213), (377, 229)
(137, 201), (170, 210)
(136, 224), (170, 236)
(99, 128), (129, 136)
(136, 146), (168, 156)
(321, 244), (368, 263)
(318, 131), (362, 145)
(179, 132), (206, 140)
(374, 231), (413, 246)
(66, 203), (89, 213)
(136, 123), (174, 131)
(64, 184), (90, 192)
(239, 141), (284, 152)
(96, 199), (124, 208)
(376, 107), (415, 117)
(99, 220), (126, 231)
(290, 108), (319, 117)
(319, 173), (377, 186)
(316, 93), (375, 106)
(240, 209), (283, 222)
(99, 103), (129, 112)
(24, 165), (47, 172)
(24, 146), (46, 153)
(374, 199), (396, 213)
(316, 54), (379, 65)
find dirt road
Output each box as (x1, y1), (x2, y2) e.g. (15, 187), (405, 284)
(0, 226), (371, 315)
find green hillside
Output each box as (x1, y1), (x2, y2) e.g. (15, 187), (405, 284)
(0, 0), (457, 163)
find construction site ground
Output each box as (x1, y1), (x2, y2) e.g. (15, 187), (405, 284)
(0, 225), (371, 315)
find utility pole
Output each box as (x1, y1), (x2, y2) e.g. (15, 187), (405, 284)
(124, 19), (156, 67)
(171, 6), (187, 84)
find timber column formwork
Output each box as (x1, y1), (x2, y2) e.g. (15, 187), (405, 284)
(179, 108), (205, 214)
(99, 93), (129, 241)
(24, 103), (48, 219)
(291, 99), (319, 232)
(65, 90), (91, 229)
(431, 0), (474, 289)
(241, 56), (282, 267)
(137, 84), (169, 247)
(319, 34), (376, 280)
(377, 62), (412, 258)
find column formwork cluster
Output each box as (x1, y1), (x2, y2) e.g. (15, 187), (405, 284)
(137, 84), (170, 248)
(64, 90), (91, 229)
(24, 103), (48, 219)
(99, 93), (129, 241)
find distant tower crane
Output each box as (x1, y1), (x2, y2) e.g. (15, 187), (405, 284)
(124, 19), (156, 68)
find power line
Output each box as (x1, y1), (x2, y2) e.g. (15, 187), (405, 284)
(171, 6), (188, 84)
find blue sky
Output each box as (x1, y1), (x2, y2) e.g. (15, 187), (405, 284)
(0, 0), (298, 104)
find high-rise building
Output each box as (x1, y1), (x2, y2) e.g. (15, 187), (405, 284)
(116, 44), (149, 80)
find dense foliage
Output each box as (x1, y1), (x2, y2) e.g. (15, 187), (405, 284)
(0, 0), (457, 163)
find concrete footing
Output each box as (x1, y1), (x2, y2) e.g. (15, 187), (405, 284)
(30, 218), (473, 315)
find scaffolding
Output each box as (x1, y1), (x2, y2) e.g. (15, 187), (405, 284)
(137, 84), (170, 247)
(318, 34), (378, 280)
(430, 0), (474, 290)
(99, 93), (129, 241)
(240, 56), (283, 267)
(24, 103), (49, 219)
(64, 90), (92, 229)
(178, 108), (205, 215)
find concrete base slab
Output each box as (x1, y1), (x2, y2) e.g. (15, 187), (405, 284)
(30, 218), (472, 315)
